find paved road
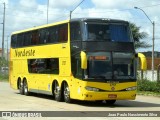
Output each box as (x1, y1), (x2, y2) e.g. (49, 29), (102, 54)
(0, 82), (159, 120)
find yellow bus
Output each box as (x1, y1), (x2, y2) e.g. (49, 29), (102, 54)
(10, 18), (146, 104)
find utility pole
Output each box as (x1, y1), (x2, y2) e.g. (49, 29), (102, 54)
(70, 0), (85, 20)
(152, 21), (155, 81)
(2, 2), (5, 59)
(134, 7), (155, 81)
(6, 35), (9, 62)
(47, 0), (49, 24)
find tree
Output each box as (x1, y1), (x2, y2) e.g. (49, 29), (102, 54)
(130, 23), (151, 49)
(0, 57), (8, 67)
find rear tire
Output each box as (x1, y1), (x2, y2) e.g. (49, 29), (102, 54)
(54, 82), (61, 101)
(18, 80), (24, 95)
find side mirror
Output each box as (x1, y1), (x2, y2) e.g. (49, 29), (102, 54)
(80, 51), (87, 69)
(138, 53), (147, 70)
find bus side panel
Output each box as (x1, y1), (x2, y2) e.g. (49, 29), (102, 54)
(10, 60), (21, 90)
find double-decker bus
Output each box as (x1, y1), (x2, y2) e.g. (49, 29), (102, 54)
(10, 18), (146, 104)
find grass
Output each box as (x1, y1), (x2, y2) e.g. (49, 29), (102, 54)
(137, 91), (160, 97)
(0, 73), (9, 82)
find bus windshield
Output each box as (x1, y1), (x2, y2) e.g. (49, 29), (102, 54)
(87, 52), (135, 80)
(85, 22), (132, 42)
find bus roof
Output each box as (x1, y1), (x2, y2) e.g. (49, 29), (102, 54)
(12, 18), (128, 35)
(12, 19), (70, 35)
(70, 18), (128, 23)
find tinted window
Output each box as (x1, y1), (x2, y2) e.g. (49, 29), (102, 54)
(48, 26), (58, 43)
(31, 30), (39, 45)
(39, 28), (47, 44)
(17, 33), (24, 47)
(58, 24), (68, 42)
(85, 22), (131, 42)
(71, 56), (82, 78)
(11, 23), (68, 48)
(70, 22), (81, 41)
(11, 35), (17, 48)
(28, 58), (59, 74)
(87, 23), (110, 41)
(24, 32), (31, 46)
(109, 24), (130, 42)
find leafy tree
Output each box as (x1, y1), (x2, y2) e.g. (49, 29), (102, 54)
(0, 57), (8, 67)
(130, 23), (151, 49)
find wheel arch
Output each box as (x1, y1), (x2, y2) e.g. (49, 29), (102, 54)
(23, 77), (27, 82)
(17, 77), (21, 89)
(51, 79), (58, 95)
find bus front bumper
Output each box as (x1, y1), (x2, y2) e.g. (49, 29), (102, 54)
(77, 91), (136, 101)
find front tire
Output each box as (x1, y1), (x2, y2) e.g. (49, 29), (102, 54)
(23, 80), (30, 96)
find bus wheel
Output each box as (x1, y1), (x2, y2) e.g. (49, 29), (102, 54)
(95, 100), (103, 104)
(64, 83), (72, 103)
(105, 100), (116, 105)
(23, 80), (29, 96)
(54, 82), (61, 101)
(18, 80), (24, 95)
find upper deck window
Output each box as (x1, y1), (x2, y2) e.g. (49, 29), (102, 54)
(11, 23), (68, 48)
(85, 22), (132, 42)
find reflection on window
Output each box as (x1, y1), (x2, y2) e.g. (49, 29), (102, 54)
(11, 23), (68, 48)
(70, 22), (81, 41)
(11, 35), (17, 48)
(109, 24), (129, 42)
(39, 29), (47, 44)
(113, 52), (134, 78)
(87, 23), (110, 41)
(87, 52), (112, 79)
(71, 56), (82, 78)
(24, 32), (31, 46)
(28, 58), (59, 74)
(58, 24), (68, 42)
(48, 26), (58, 43)
(31, 30), (39, 45)
(17, 34), (24, 47)
(86, 22), (130, 42)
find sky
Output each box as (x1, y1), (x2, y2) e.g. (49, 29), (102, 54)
(0, 0), (160, 52)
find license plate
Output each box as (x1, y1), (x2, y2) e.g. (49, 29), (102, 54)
(108, 94), (117, 98)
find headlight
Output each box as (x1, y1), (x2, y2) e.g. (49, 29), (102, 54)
(126, 86), (137, 91)
(85, 86), (100, 92)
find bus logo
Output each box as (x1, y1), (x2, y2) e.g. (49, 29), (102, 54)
(15, 49), (35, 57)
(109, 82), (118, 86)
(111, 87), (115, 91)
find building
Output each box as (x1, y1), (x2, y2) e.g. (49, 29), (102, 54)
(141, 51), (160, 70)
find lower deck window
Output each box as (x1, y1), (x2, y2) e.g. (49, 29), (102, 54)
(28, 58), (59, 74)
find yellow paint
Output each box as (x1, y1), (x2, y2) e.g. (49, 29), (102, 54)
(80, 51), (87, 69)
(138, 53), (147, 70)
